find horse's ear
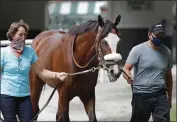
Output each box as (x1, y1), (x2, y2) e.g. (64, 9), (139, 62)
(98, 15), (104, 27)
(114, 15), (121, 26)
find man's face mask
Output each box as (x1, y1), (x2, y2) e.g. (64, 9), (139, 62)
(11, 39), (25, 53)
(151, 37), (162, 47)
(151, 33), (165, 47)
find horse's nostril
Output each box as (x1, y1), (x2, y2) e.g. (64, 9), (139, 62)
(110, 70), (114, 74)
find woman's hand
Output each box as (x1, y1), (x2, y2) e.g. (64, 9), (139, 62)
(55, 72), (68, 81)
(32, 62), (69, 83)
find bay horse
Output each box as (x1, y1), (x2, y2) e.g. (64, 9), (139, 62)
(30, 15), (122, 122)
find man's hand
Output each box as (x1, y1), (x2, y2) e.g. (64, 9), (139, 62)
(168, 97), (172, 109)
(126, 75), (134, 84)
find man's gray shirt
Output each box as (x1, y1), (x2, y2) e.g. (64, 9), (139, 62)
(126, 42), (173, 93)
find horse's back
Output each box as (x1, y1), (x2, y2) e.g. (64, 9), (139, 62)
(32, 31), (65, 69)
(32, 30), (65, 52)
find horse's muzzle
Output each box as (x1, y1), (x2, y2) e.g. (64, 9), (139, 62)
(107, 68), (122, 82)
(103, 53), (123, 82)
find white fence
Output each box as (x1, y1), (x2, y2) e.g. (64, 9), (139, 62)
(0, 39), (33, 47)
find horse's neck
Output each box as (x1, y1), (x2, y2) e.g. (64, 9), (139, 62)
(74, 31), (98, 67)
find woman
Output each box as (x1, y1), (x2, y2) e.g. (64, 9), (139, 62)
(0, 20), (68, 122)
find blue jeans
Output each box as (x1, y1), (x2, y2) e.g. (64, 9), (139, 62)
(0, 94), (33, 122)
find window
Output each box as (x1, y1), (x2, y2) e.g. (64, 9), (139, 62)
(48, 2), (56, 15)
(60, 2), (71, 15)
(77, 2), (89, 15)
(94, 1), (108, 14)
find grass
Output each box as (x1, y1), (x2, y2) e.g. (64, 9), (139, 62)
(170, 103), (177, 122)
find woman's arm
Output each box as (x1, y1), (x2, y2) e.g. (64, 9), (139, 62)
(31, 61), (68, 83)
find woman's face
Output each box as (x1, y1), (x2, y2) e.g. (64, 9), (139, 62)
(12, 26), (27, 41)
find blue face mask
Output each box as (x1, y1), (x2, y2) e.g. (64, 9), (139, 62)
(151, 37), (162, 47)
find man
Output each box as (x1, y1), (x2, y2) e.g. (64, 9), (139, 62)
(123, 23), (173, 122)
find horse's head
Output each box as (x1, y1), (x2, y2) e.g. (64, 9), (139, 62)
(97, 14), (121, 40)
(95, 15), (122, 82)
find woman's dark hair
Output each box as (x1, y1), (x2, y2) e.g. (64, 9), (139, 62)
(6, 20), (29, 41)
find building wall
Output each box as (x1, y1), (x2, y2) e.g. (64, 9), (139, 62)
(0, 0), (176, 63)
(109, 1), (176, 64)
(0, 1), (175, 31)
(0, 1), (46, 29)
(111, 1), (175, 28)
(0, 1), (47, 39)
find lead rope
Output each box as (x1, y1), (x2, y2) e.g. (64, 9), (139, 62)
(29, 66), (102, 122)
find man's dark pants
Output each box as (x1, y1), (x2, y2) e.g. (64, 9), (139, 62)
(130, 89), (170, 122)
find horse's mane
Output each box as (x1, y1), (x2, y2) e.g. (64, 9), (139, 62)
(67, 20), (99, 36)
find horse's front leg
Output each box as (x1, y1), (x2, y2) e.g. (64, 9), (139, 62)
(80, 90), (97, 122)
(30, 76), (45, 121)
(56, 90), (70, 122)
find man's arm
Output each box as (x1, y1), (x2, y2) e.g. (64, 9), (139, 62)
(166, 69), (173, 99)
(123, 46), (139, 84)
(166, 49), (173, 108)
(123, 63), (134, 84)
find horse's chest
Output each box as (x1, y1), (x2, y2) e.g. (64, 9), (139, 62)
(71, 72), (98, 92)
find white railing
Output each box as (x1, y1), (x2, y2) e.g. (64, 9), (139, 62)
(0, 39), (33, 47)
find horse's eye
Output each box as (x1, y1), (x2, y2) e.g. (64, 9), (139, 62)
(111, 28), (116, 34)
